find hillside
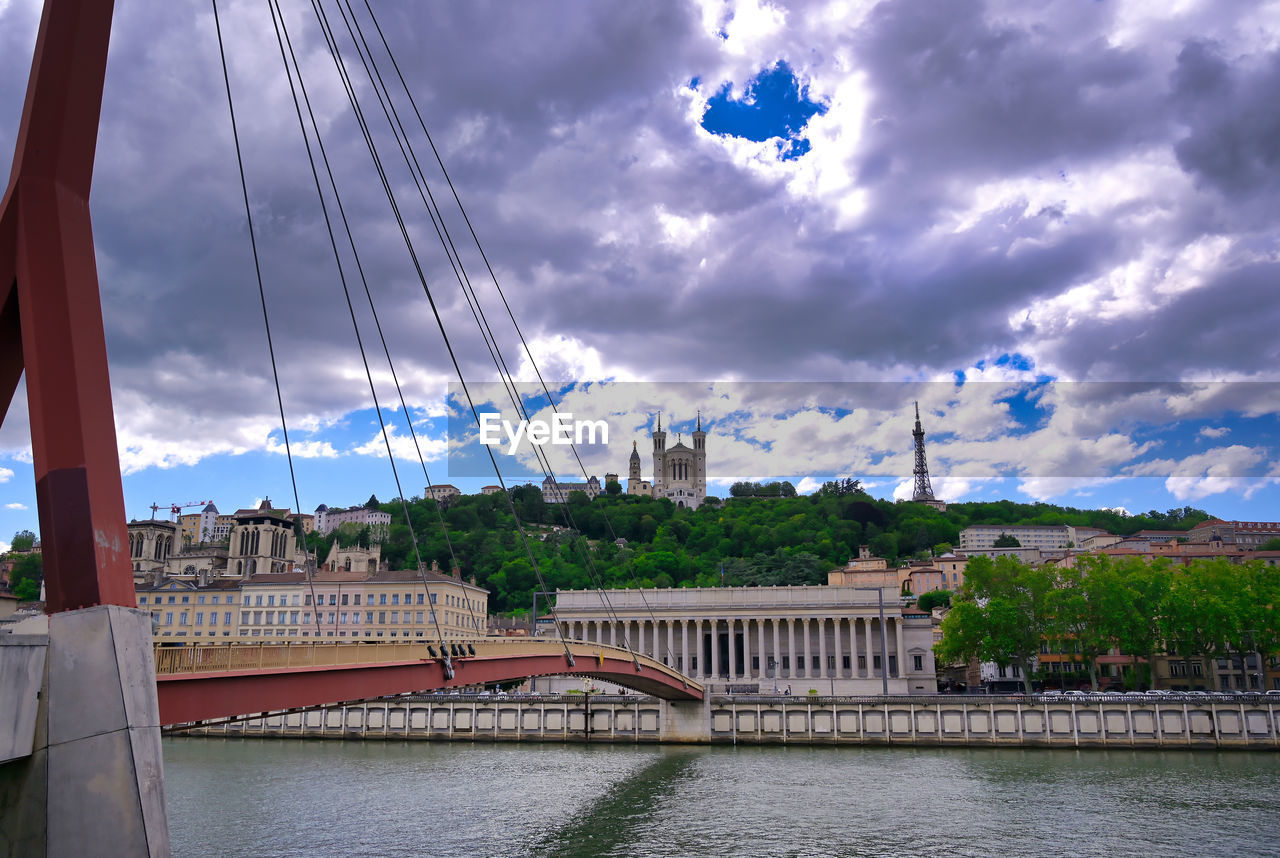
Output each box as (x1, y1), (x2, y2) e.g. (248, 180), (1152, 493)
(301, 485), (1214, 615)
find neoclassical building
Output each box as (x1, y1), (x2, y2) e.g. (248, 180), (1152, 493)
(552, 584), (936, 695)
(627, 413), (707, 510)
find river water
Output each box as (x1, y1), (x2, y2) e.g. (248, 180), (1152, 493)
(163, 738), (1280, 857)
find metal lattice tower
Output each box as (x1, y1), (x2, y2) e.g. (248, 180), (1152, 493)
(911, 401), (936, 503)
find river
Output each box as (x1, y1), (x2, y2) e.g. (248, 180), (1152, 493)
(163, 738), (1280, 857)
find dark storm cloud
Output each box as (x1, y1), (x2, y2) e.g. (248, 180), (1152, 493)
(3, 0), (1278, 470)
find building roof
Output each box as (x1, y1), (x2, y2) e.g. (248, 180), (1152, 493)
(202, 502), (218, 513)
(242, 572), (309, 585)
(1190, 518), (1280, 533)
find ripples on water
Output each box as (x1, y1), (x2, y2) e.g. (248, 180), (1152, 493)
(163, 738), (1280, 857)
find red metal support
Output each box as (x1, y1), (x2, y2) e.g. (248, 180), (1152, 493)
(0, 0), (134, 612)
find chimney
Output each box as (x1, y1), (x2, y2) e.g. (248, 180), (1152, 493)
(452, 566), (462, 580)
(431, 559), (439, 573)
(859, 544), (870, 559)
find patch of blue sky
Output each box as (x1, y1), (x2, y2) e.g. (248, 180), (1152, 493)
(700, 62), (826, 162)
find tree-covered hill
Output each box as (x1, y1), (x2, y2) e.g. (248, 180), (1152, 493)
(302, 483), (1215, 615)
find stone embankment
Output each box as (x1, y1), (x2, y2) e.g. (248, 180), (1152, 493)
(181, 693), (1280, 749)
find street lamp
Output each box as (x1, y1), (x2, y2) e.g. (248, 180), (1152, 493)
(854, 587), (890, 696)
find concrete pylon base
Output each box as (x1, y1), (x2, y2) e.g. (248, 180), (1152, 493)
(0, 605), (170, 857)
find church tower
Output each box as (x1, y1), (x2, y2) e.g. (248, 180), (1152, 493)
(691, 410), (707, 501)
(651, 412), (668, 496)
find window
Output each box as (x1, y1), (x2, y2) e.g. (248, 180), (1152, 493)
(179, 612), (189, 626)
(209, 613), (218, 627)
(139, 597), (147, 605)
(390, 612), (399, 624)
(255, 595), (263, 606)
(417, 594), (425, 605)
(1191, 662), (1204, 677)
(366, 612), (374, 624)
(165, 612), (174, 625)
(305, 595), (312, 606)
(752, 656), (760, 671)
(195, 612), (204, 626)
(998, 665), (1007, 678)
(378, 612), (386, 624)
(913, 655), (924, 672)
(181, 596), (189, 604)
(873, 655), (882, 670)
(224, 612), (232, 626)
(239, 612), (248, 625)
(267, 595), (275, 606)
(811, 656), (820, 669)
(416, 611), (424, 624)
(391, 594), (400, 606)
(842, 656), (851, 670)
(340, 613), (348, 624)
(858, 655), (866, 670)
(328, 594), (337, 606)
(168, 596), (176, 605)
(253, 611), (262, 625)
(290, 611), (299, 625)
(430, 593), (437, 605)
(379, 594), (387, 605)
(782, 656), (790, 669)
(403, 593), (411, 604)
(197, 595), (206, 605)
(341, 594), (349, 606)
(827, 656), (835, 669)
(353, 595), (361, 606)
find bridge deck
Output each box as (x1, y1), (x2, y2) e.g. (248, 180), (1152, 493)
(153, 638), (703, 725)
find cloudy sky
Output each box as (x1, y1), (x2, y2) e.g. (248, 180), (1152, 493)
(2, 0), (1279, 546)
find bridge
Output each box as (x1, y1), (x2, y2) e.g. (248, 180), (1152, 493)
(155, 639), (701, 726)
(0, 2), (704, 855)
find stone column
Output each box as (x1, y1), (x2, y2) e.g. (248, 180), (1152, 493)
(681, 620), (689, 676)
(834, 617), (844, 679)
(741, 619), (752, 680)
(818, 618), (828, 680)
(849, 617), (859, 676)
(802, 618), (813, 679)
(772, 620), (781, 682)
(752, 622), (762, 681)
(896, 617), (907, 678)
(710, 619), (720, 679)
(787, 618), (797, 678)
(727, 619), (738, 681)
(666, 620), (674, 667)
(865, 618), (875, 676)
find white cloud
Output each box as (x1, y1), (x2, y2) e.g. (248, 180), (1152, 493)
(0, 467), (12, 484)
(0, 540), (10, 554)
(794, 476), (823, 494)
(1199, 426), (1230, 439)
(4, 502), (27, 510)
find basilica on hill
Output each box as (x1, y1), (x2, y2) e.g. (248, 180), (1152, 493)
(626, 413), (707, 510)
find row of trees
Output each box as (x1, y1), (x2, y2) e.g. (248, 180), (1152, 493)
(935, 554), (1280, 693)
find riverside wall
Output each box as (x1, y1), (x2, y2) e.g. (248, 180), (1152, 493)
(181, 694), (1280, 749)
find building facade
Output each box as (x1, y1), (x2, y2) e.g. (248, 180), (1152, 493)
(313, 500), (392, 538)
(541, 474), (603, 503)
(552, 584), (936, 694)
(137, 567), (487, 641)
(1187, 518), (1280, 546)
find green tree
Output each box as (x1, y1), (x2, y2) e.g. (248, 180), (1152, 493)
(605, 479), (622, 496)
(992, 532), (1021, 548)
(10, 529), (35, 552)
(936, 555), (1053, 693)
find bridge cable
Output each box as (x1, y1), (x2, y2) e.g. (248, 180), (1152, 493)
(210, 0), (322, 636)
(292, 0), (578, 666)
(265, 0), (455, 667)
(324, 0), (641, 669)
(346, 0), (676, 671)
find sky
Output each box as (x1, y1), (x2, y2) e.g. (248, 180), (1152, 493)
(2, 0), (1279, 550)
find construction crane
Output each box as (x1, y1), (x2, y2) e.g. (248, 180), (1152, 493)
(149, 500), (213, 521)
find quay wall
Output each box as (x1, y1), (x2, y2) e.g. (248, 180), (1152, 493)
(182, 695), (1280, 750)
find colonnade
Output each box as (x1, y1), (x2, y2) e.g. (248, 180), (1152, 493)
(558, 616), (909, 683)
